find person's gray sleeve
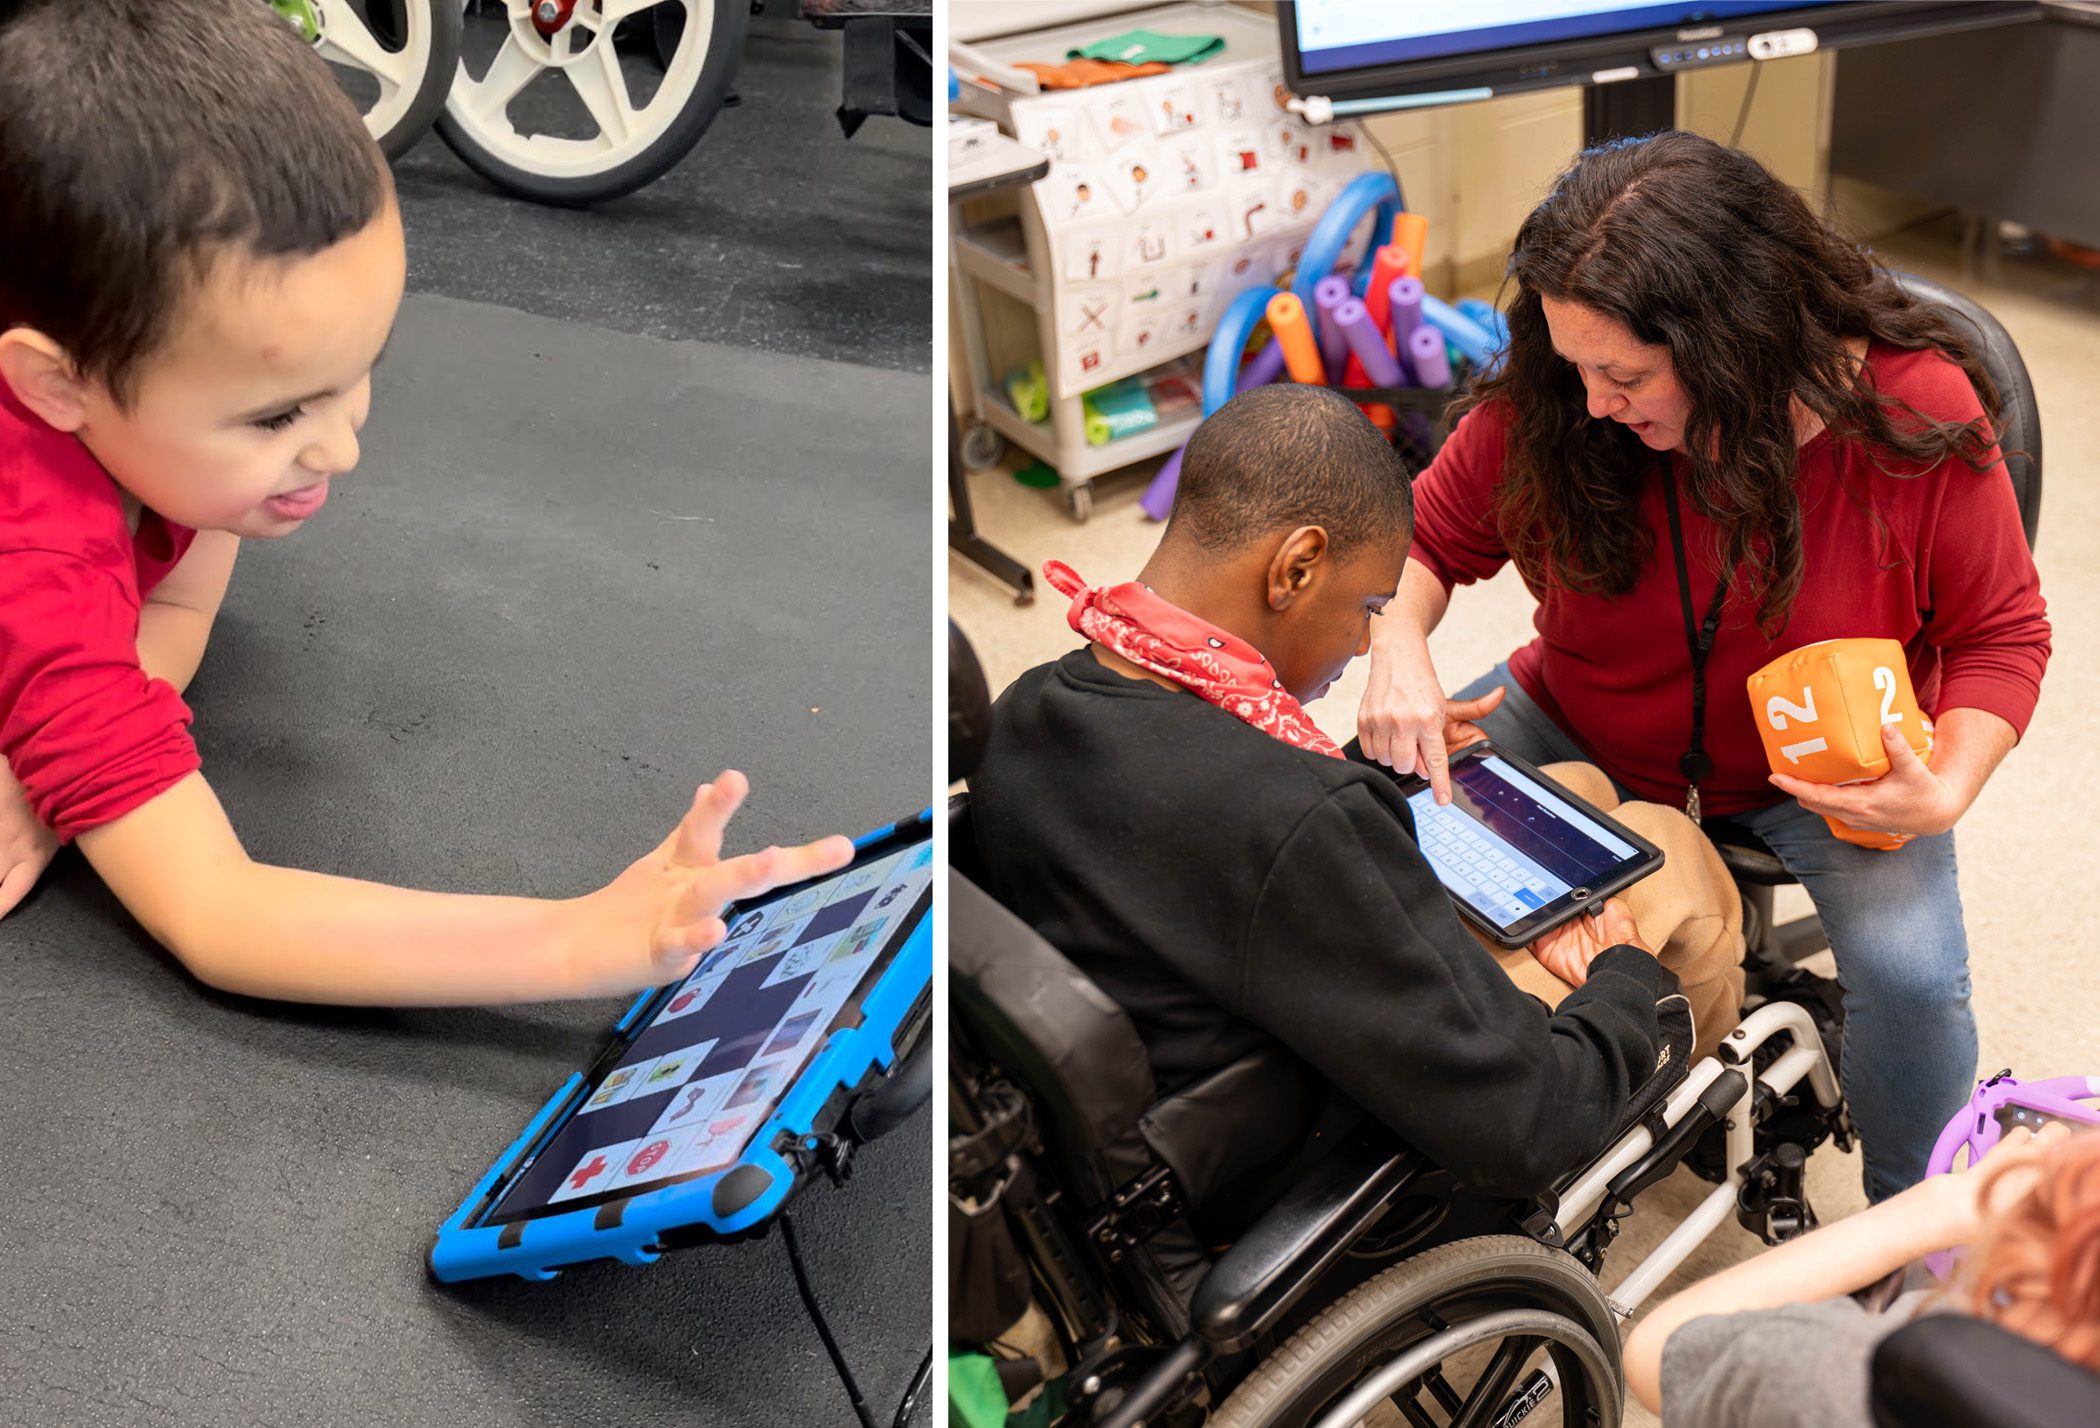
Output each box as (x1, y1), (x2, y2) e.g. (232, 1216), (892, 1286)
(1660, 1292), (1935, 1428)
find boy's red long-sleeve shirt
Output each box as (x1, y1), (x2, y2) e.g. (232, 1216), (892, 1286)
(1, 382), (199, 841)
(1409, 343), (2051, 816)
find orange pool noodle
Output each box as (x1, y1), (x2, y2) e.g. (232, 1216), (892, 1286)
(1364, 245), (1409, 343)
(1389, 212), (1429, 278)
(1266, 292), (1327, 385)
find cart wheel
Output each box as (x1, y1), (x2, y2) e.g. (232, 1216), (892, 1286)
(1064, 481), (1094, 524)
(279, 0), (464, 159)
(436, 0), (748, 206)
(959, 424), (1003, 473)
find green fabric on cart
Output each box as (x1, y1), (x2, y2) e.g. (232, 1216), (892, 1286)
(949, 1352), (1009, 1428)
(1069, 30), (1225, 67)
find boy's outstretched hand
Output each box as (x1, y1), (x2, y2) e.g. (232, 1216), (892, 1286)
(0, 760), (58, 919)
(569, 770), (855, 998)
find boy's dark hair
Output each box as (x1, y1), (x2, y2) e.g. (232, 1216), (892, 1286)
(1165, 384), (1413, 557)
(0, 0), (389, 405)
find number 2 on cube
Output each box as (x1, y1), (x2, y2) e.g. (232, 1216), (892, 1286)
(1765, 687), (1828, 764)
(1765, 667), (1904, 764)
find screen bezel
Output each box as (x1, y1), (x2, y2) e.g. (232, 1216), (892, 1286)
(1396, 741), (1664, 949)
(1277, 2), (2030, 104)
(469, 819), (932, 1228)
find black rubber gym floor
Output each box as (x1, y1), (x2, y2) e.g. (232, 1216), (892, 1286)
(0, 16), (931, 1428)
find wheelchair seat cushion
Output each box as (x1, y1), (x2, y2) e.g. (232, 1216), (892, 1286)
(1871, 1310), (2100, 1428)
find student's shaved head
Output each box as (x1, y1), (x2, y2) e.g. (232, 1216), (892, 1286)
(1165, 384), (1413, 557)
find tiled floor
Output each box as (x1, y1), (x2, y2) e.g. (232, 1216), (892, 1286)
(950, 219), (2100, 1425)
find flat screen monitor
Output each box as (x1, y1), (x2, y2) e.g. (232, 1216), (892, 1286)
(1280, 2), (2036, 107)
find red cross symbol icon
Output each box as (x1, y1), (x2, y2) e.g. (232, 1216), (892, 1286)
(568, 1155), (609, 1190)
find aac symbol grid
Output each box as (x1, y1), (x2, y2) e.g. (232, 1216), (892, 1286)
(655, 974), (728, 1024)
(600, 1124), (701, 1195)
(762, 929), (845, 988)
(738, 913), (811, 967)
(649, 1068), (742, 1137)
(549, 1136), (641, 1203)
(579, 1039), (716, 1113)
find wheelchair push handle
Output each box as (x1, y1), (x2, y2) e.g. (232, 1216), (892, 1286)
(1921, 1071), (2100, 1280)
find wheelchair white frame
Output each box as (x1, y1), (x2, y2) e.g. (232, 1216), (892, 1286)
(1559, 999), (1842, 1316)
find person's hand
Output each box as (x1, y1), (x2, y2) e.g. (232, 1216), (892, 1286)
(1924, 1121), (2077, 1246)
(1527, 896), (1649, 988)
(1767, 723), (1965, 842)
(0, 761), (58, 919)
(566, 770), (854, 998)
(1358, 637), (1505, 804)
(1441, 686), (1503, 758)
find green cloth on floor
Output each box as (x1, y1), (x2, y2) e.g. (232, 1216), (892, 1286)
(1069, 29), (1224, 66)
(949, 1353), (1009, 1428)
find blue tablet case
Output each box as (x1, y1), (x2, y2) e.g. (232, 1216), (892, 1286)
(428, 810), (932, 1283)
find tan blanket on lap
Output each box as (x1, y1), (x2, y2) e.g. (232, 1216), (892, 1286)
(1472, 761), (1745, 1064)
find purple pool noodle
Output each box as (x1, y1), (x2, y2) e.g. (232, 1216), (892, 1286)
(1139, 444), (1185, 522)
(1236, 338), (1286, 393)
(1312, 275), (1351, 377)
(1334, 298), (1403, 388)
(1409, 322), (1453, 388)
(1387, 276), (1425, 379)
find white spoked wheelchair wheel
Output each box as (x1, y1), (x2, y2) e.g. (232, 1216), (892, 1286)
(270, 1), (465, 159)
(435, 0), (747, 206)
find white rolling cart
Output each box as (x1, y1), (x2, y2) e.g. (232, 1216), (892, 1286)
(949, 3), (1372, 522)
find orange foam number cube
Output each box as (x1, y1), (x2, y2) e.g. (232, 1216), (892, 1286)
(1745, 638), (1934, 851)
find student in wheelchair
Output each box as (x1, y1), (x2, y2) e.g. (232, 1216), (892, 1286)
(969, 385), (1736, 1202)
(950, 385), (1850, 1427)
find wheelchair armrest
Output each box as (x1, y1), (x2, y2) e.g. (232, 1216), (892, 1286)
(1188, 1125), (1423, 1354)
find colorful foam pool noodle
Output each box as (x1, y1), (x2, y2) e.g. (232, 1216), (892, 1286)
(1389, 211), (1429, 277)
(1203, 285), (1282, 416)
(1456, 298), (1512, 359)
(1419, 292), (1502, 374)
(1334, 296), (1401, 429)
(1364, 245), (1410, 344)
(1290, 172), (1402, 311)
(1408, 322), (1453, 388)
(1387, 276), (1425, 379)
(1312, 275), (1351, 377)
(1139, 443), (1184, 522)
(1266, 292), (1327, 385)
(1238, 338), (1287, 393)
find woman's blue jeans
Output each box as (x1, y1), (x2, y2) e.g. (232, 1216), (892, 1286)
(1452, 662), (1977, 1203)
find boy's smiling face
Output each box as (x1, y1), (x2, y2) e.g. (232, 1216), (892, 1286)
(69, 198), (407, 538)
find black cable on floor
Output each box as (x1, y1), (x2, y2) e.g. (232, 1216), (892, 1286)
(782, 1214), (879, 1428)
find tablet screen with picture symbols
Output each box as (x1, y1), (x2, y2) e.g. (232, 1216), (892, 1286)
(479, 831), (933, 1225)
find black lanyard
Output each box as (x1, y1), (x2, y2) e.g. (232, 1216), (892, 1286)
(1660, 462), (1729, 823)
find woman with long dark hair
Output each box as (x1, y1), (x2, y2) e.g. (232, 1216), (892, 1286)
(1356, 131), (2051, 1203)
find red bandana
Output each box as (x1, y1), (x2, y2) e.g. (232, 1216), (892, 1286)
(1044, 560), (1342, 759)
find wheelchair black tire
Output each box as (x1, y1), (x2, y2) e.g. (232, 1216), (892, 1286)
(1206, 1236), (1622, 1428)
